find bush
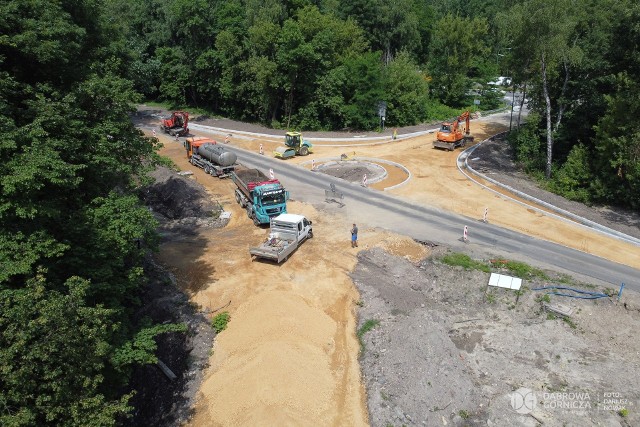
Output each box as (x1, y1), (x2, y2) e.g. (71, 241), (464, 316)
(503, 260), (549, 279)
(508, 115), (546, 173)
(548, 144), (593, 204)
(211, 312), (230, 333)
(357, 319), (380, 352)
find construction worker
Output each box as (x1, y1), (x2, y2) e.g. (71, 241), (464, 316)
(351, 223), (359, 248)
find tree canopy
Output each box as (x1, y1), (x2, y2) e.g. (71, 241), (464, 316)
(1, 0), (182, 424)
(1, 0), (639, 424)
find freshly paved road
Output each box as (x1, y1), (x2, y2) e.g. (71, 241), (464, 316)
(212, 142), (639, 291)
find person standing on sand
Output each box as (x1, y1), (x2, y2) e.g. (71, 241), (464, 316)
(351, 224), (358, 248)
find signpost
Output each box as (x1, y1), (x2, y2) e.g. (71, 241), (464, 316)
(377, 101), (387, 131)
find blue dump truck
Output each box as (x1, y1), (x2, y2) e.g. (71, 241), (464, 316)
(231, 167), (288, 225)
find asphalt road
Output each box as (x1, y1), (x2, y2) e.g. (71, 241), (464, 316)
(212, 143), (639, 292)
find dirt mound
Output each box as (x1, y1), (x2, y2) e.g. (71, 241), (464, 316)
(141, 167), (228, 231)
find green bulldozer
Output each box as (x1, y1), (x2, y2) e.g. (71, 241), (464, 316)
(274, 132), (313, 159)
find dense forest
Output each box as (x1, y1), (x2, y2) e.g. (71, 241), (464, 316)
(1, 0), (638, 425)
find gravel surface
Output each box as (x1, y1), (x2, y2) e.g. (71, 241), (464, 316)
(352, 247), (640, 427)
(316, 161), (387, 184)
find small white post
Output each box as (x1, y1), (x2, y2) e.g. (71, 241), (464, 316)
(483, 207), (488, 223)
(463, 225), (469, 243)
(152, 129), (156, 138)
(362, 174), (368, 187)
(259, 144), (264, 155)
(269, 168), (275, 180)
(312, 159), (316, 170)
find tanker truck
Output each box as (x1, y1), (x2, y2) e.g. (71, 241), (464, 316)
(231, 167), (288, 226)
(185, 137), (237, 177)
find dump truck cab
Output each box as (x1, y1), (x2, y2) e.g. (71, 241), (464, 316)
(231, 168), (288, 225)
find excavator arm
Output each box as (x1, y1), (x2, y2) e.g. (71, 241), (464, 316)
(434, 110), (473, 151)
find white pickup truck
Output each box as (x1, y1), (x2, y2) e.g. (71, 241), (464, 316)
(249, 214), (313, 263)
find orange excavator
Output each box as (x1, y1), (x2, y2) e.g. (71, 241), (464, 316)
(161, 111), (189, 137)
(433, 111), (474, 151)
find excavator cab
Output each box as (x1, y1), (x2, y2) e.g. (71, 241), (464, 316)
(162, 111), (190, 136)
(439, 124), (452, 133)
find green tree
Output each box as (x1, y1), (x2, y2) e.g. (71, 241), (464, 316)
(0, 1), (183, 424)
(549, 143), (592, 203)
(340, 52), (385, 129)
(593, 75), (640, 208)
(0, 277), (129, 426)
(500, 0), (581, 179)
(383, 52), (430, 126)
(428, 14), (489, 106)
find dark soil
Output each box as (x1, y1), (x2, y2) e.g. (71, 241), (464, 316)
(125, 166), (231, 426)
(125, 257), (214, 427)
(141, 166), (230, 236)
(317, 162), (387, 183)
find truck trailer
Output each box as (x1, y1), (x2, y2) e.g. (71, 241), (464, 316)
(231, 167), (288, 225)
(249, 214), (313, 263)
(185, 137), (237, 177)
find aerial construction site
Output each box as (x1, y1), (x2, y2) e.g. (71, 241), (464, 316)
(134, 107), (640, 427)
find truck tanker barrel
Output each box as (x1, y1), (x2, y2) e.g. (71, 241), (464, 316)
(196, 143), (237, 167)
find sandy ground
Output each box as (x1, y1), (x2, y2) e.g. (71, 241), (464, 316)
(153, 138), (374, 426)
(139, 110), (639, 427)
(198, 121), (639, 271)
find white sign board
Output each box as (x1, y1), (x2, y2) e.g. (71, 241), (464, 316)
(488, 273), (522, 290)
